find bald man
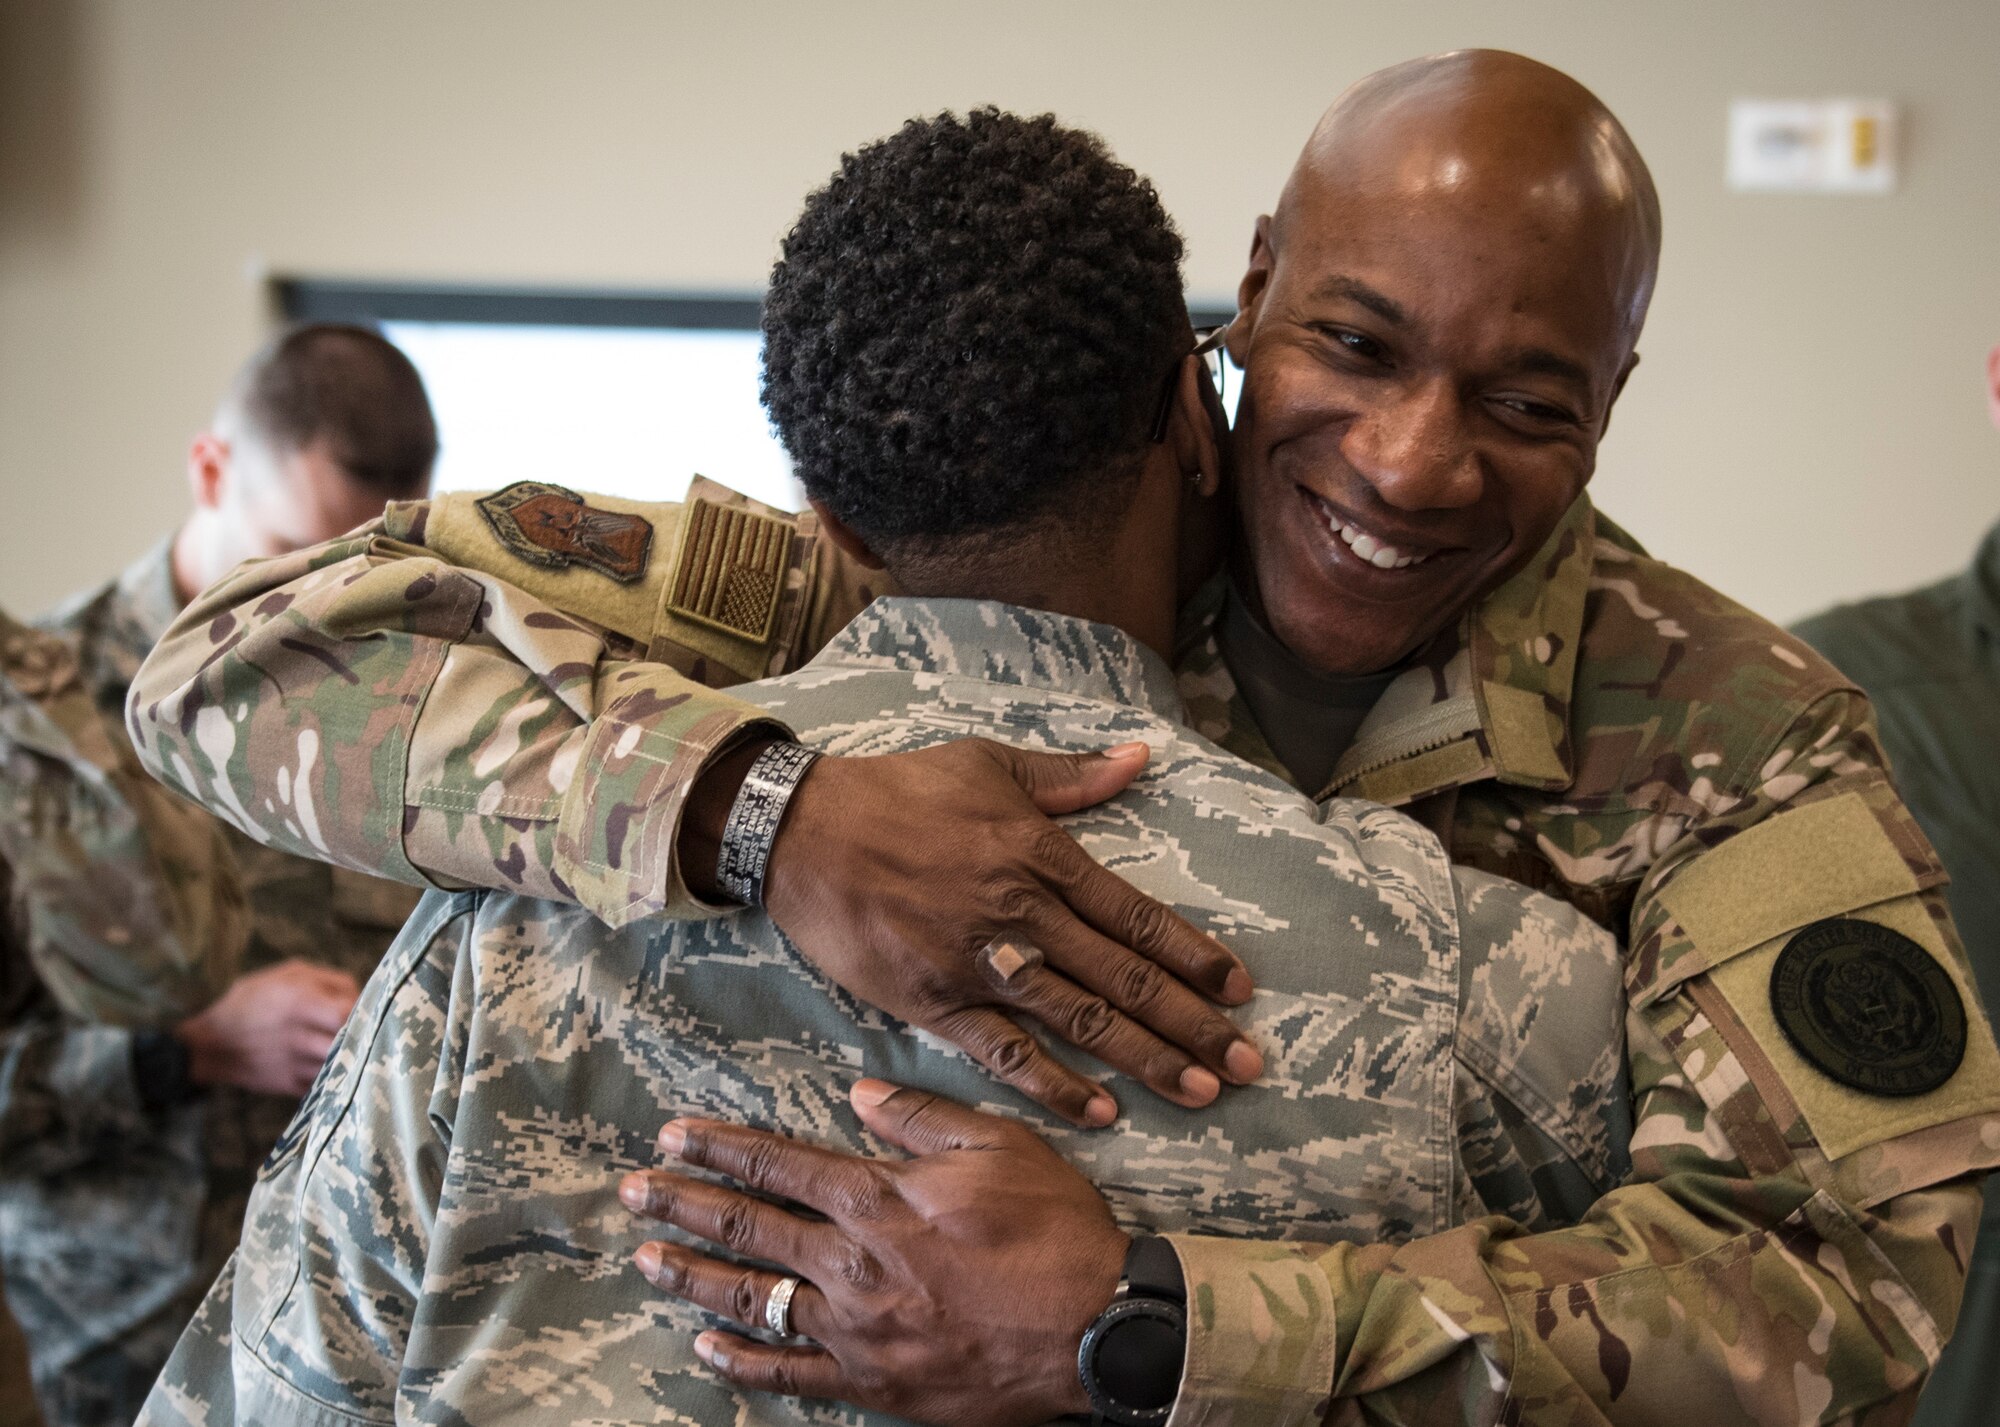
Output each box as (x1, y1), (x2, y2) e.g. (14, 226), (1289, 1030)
(128, 56), (1995, 1426)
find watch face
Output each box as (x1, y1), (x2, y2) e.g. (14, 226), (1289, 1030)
(1081, 1299), (1187, 1426)
(1097, 1312), (1183, 1410)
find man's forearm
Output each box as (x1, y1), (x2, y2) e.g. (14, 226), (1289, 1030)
(126, 527), (789, 927)
(1171, 1179), (1977, 1427)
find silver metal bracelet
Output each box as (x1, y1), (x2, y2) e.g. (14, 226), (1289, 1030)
(713, 741), (822, 907)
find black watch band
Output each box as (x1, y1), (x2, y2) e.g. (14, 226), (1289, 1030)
(1077, 1236), (1187, 1427)
(1121, 1235), (1185, 1300)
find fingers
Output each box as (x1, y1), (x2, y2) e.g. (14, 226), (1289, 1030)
(294, 991), (357, 1035)
(849, 1079), (1028, 1152)
(1024, 905), (1258, 1089)
(977, 739), (1150, 816)
(315, 967), (363, 999)
(271, 959), (360, 998)
(633, 1240), (831, 1342)
(620, 1170), (829, 1274)
(1043, 838), (1254, 1008)
(660, 1118), (892, 1222)
(927, 1007), (1116, 1128)
(692, 1330), (847, 1401)
(289, 1035), (336, 1075)
(1002, 966), (1217, 1109)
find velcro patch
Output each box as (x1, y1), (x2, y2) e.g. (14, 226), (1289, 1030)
(1770, 918), (1967, 1097)
(1647, 791), (1921, 1000)
(1707, 895), (2000, 1161)
(666, 496), (791, 642)
(476, 482), (654, 584)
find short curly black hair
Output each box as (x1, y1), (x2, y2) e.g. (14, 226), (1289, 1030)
(761, 108), (1188, 559)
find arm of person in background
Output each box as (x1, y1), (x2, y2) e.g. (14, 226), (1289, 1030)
(0, 960), (358, 1168)
(0, 613), (353, 1163)
(620, 691), (1999, 1427)
(125, 487), (1261, 1126)
(0, 611), (246, 1025)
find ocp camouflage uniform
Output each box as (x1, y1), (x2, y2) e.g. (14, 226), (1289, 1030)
(0, 611), (248, 1427)
(126, 483), (2000, 1424)
(139, 596), (1635, 1425)
(0, 547), (417, 1427)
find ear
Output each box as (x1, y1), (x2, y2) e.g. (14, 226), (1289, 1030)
(186, 433), (230, 510)
(807, 497), (889, 570)
(1169, 356), (1225, 500)
(1598, 350), (1642, 442)
(1986, 343), (2000, 434)
(1230, 216), (1276, 368)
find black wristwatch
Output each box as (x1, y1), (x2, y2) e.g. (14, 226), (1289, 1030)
(1077, 1235), (1187, 1427)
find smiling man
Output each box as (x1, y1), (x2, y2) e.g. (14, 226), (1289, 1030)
(127, 51), (1997, 1426)
(1222, 57), (1657, 683)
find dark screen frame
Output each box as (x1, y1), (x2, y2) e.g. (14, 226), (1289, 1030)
(274, 278), (1235, 335)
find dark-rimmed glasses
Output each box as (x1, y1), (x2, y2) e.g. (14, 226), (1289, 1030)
(1150, 321), (1232, 443)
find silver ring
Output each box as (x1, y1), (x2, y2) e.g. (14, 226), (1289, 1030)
(764, 1274), (801, 1336)
(982, 937), (1044, 985)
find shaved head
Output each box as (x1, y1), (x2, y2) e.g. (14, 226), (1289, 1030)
(1281, 50), (1661, 346)
(1226, 50), (1666, 678)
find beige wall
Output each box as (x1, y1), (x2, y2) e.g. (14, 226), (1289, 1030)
(3, 0), (1996, 623)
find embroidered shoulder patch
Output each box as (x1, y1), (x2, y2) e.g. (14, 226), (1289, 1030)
(1770, 917), (1967, 1097)
(665, 495), (792, 642)
(476, 482), (654, 584)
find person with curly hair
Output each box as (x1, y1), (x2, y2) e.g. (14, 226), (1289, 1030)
(135, 108), (1636, 1427)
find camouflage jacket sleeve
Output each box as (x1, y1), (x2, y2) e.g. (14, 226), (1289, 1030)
(1166, 688), (1998, 1427)
(124, 509), (796, 928)
(1, 614), (245, 1026)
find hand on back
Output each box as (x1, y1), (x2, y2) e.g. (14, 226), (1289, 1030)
(759, 738), (1264, 1125)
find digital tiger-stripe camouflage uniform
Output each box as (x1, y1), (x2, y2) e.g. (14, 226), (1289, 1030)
(0, 611), (246, 1427)
(127, 482), (2000, 1424)
(138, 592), (1637, 1425)
(0, 546), (418, 1427)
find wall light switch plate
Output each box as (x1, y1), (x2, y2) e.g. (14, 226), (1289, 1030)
(1728, 99), (1898, 193)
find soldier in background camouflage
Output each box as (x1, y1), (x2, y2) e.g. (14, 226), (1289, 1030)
(136, 111), (1644, 1426)
(131, 64), (2000, 1427)
(1, 611), (248, 1427)
(0, 325), (433, 1427)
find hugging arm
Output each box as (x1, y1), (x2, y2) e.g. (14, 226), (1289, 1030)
(625, 699), (1999, 1426)
(124, 502), (1259, 1123)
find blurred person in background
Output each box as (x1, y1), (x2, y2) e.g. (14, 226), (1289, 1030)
(0, 609), (248, 1427)
(0, 324), (435, 1427)
(1793, 342), (2000, 1427)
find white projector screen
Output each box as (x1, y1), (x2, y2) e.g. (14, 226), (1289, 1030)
(383, 319), (804, 511)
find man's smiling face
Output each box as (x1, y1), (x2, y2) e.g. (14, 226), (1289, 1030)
(1226, 51), (1658, 676)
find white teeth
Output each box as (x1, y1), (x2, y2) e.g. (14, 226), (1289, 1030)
(1327, 510), (1431, 570)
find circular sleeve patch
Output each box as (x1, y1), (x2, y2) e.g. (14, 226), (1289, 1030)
(1769, 918), (1967, 1097)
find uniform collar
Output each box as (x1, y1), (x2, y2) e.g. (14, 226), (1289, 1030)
(117, 537), (187, 648)
(1449, 490), (1593, 790)
(1176, 492), (1595, 801)
(814, 597), (1187, 722)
